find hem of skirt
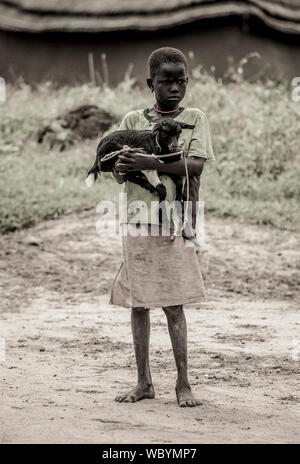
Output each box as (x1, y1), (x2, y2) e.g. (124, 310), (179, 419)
(109, 294), (207, 309)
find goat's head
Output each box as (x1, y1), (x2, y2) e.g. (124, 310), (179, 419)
(152, 119), (195, 152)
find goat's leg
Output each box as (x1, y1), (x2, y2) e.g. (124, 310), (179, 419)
(167, 175), (183, 202)
(175, 178), (183, 202)
(165, 176), (183, 236)
(125, 171), (167, 201)
(141, 170), (167, 202)
(125, 172), (158, 194)
(140, 170), (169, 226)
(126, 171), (169, 227)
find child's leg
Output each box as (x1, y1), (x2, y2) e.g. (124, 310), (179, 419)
(162, 305), (201, 407)
(115, 307), (155, 403)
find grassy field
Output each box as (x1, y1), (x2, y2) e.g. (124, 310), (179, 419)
(0, 71), (299, 234)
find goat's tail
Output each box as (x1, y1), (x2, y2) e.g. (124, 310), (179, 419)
(85, 162), (100, 188)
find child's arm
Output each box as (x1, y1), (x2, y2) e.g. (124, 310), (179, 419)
(153, 156), (206, 176)
(117, 153), (206, 176)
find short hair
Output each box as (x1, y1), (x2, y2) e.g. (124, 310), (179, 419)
(148, 47), (188, 79)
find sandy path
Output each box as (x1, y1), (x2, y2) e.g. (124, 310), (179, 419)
(0, 210), (299, 443)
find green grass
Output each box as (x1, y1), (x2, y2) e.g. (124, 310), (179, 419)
(0, 72), (299, 234)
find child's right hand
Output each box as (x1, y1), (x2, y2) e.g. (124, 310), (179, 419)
(114, 159), (128, 173)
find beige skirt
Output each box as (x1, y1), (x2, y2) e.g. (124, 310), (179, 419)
(109, 224), (206, 308)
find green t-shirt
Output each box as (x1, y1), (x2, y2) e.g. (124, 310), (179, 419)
(117, 107), (215, 225)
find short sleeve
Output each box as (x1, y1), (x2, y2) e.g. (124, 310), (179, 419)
(187, 111), (215, 161)
(118, 111), (137, 131)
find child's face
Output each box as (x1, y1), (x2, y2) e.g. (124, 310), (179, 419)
(148, 62), (188, 109)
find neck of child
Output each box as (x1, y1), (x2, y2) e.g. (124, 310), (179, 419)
(155, 101), (180, 113)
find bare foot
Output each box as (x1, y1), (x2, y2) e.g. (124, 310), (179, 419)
(115, 383), (155, 403)
(175, 384), (201, 407)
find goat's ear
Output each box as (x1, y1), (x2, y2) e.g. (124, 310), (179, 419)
(179, 122), (195, 130)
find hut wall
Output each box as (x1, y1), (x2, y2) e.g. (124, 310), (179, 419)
(1, 17), (300, 86)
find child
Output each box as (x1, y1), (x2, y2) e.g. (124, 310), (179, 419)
(110, 47), (215, 407)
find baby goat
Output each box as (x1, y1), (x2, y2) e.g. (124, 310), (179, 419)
(86, 119), (195, 206)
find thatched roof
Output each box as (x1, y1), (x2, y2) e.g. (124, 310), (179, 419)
(0, 0), (299, 34)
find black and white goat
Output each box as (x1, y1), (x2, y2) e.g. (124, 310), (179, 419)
(86, 119), (195, 205)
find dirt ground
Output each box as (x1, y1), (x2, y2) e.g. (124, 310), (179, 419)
(0, 209), (299, 444)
